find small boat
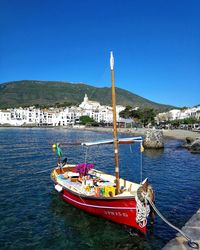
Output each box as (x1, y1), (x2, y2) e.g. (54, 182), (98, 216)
(51, 52), (153, 234)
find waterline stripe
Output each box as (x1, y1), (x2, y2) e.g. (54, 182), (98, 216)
(63, 194), (136, 210)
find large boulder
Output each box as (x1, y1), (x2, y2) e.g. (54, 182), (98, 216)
(183, 137), (195, 149)
(143, 129), (164, 149)
(190, 139), (200, 153)
(183, 137), (200, 153)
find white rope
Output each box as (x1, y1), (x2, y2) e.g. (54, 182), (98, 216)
(135, 192), (150, 228)
(145, 196), (199, 249)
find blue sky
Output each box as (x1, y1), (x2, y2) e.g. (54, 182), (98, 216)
(0, 0), (199, 107)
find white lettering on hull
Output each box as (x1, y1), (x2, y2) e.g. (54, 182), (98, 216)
(104, 211), (128, 217)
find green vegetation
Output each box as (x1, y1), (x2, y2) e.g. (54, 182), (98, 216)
(0, 80), (174, 111)
(79, 116), (100, 126)
(119, 106), (156, 126)
(138, 108), (156, 127)
(170, 117), (200, 127)
(79, 116), (95, 125)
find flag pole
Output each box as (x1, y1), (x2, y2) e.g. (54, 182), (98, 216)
(110, 51), (120, 195)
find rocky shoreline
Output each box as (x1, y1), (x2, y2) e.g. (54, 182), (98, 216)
(1, 125), (200, 152)
(1, 125), (199, 140)
(72, 127), (200, 153)
(73, 127), (200, 141)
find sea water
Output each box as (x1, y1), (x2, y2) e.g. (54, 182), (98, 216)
(0, 127), (199, 250)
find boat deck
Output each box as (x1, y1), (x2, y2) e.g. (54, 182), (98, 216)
(52, 165), (140, 198)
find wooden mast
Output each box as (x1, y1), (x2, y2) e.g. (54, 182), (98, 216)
(110, 51), (120, 195)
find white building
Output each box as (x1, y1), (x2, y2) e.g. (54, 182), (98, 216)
(156, 106), (200, 123)
(0, 94), (125, 126)
(168, 109), (181, 120)
(0, 110), (12, 124)
(79, 94), (101, 110)
(78, 94), (125, 123)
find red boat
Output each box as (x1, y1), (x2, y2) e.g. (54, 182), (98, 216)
(51, 52), (152, 234)
(51, 152), (149, 233)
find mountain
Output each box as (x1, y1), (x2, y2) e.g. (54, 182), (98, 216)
(0, 80), (174, 111)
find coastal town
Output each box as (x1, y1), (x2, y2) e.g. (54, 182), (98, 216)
(1, 1), (200, 249)
(0, 94), (124, 126)
(0, 93), (200, 128)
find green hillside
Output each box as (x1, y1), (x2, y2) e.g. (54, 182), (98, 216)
(0, 80), (174, 111)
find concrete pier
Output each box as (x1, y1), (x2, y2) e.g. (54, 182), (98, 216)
(163, 209), (200, 250)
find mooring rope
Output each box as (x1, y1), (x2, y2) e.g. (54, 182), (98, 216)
(135, 193), (150, 228)
(145, 195), (199, 249)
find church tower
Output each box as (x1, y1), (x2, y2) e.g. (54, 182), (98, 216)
(84, 94), (88, 103)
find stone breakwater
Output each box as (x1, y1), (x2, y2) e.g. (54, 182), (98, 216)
(162, 209), (200, 250)
(143, 129), (164, 148)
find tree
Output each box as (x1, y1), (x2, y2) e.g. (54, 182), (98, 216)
(139, 108), (156, 126)
(183, 117), (198, 124)
(79, 116), (94, 125)
(120, 107), (157, 126)
(170, 119), (181, 128)
(131, 109), (141, 120)
(129, 108), (155, 126)
(119, 105), (132, 118)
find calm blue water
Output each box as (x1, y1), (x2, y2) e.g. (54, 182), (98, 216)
(0, 128), (199, 250)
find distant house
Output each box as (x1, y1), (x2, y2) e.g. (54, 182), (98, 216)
(0, 110), (11, 124)
(156, 106), (200, 123)
(79, 94), (125, 123)
(0, 94), (125, 126)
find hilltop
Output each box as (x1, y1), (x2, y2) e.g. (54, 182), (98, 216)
(0, 80), (174, 111)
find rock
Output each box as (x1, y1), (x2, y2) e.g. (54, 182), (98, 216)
(183, 137), (196, 147)
(143, 129), (164, 149)
(183, 137), (200, 153)
(185, 137), (196, 144)
(190, 139), (200, 153)
(182, 137), (195, 148)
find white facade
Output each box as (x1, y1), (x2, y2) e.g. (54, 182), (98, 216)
(0, 94), (126, 126)
(78, 94), (125, 123)
(0, 110), (11, 124)
(79, 94), (101, 110)
(156, 106), (200, 123)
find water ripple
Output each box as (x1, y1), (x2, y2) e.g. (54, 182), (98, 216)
(0, 128), (199, 250)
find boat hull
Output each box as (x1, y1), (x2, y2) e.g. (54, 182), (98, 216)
(59, 186), (146, 234)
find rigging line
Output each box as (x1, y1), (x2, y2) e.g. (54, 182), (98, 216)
(146, 196), (199, 249)
(140, 146), (143, 183)
(129, 144), (133, 154)
(66, 186), (89, 206)
(35, 167), (55, 174)
(84, 146), (89, 163)
(93, 145), (100, 166)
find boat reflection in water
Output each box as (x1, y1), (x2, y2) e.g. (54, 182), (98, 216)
(49, 191), (147, 250)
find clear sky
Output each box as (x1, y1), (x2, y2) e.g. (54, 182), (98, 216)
(0, 0), (199, 107)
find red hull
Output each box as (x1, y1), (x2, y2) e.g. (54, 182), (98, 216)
(59, 187), (146, 234)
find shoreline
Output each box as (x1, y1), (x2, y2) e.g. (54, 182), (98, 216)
(1, 125), (199, 140)
(72, 127), (200, 141)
